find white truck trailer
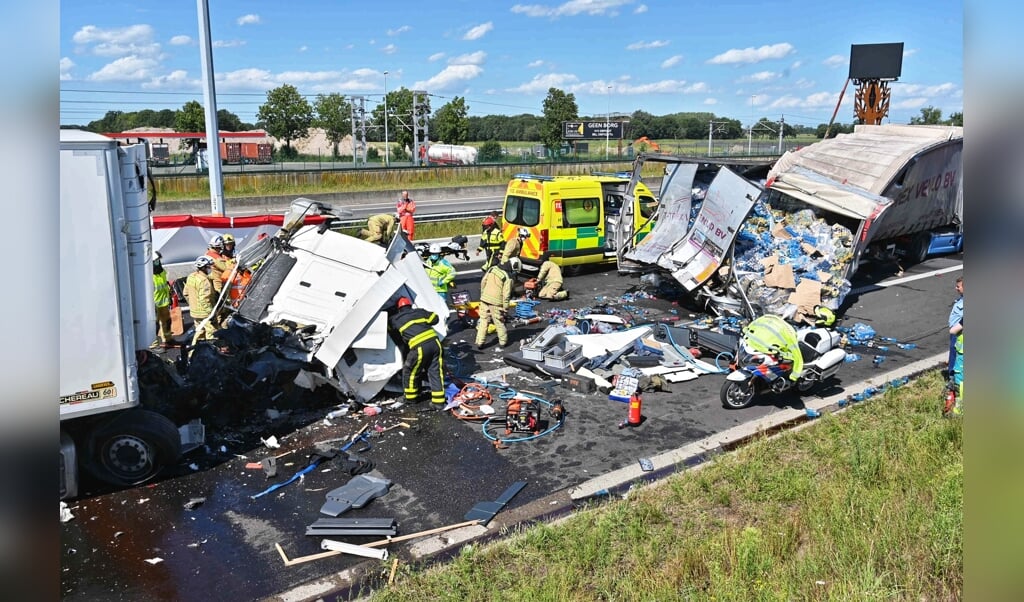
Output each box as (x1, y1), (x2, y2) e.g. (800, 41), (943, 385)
(59, 130), (196, 499)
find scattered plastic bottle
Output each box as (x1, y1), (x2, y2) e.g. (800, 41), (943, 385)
(844, 353), (862, 363)
(363, 406), (381, 417)
(872, 355), (885, 366)
(326, 407), (349, 420)
(897, 343), (917, 350)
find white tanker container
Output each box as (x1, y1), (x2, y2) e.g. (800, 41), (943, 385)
(426, 143), (478, 165)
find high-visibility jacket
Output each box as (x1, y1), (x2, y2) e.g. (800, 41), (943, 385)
(537, 260), (563, 286)
(153, 269), (171, 308)
(481, 228), (503, 254)
(205, 249), (230, 292)
(221, 267), (252, 307)
(742, 314), (802, 381)
(390, 306), (440, 349)
(183, 270), (216, 319)
(425, 258), (456, 294)
(397, 198), (416, 240)
(479, 265), (512, 308)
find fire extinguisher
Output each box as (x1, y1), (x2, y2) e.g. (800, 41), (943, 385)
(619, 393), (643, 428)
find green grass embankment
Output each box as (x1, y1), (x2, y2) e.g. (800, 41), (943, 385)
(372, 372), (962, 601)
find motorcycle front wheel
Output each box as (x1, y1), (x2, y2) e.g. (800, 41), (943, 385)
(721, 379), (757, 409)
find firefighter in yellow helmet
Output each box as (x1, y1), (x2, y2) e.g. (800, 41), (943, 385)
(475, 258), (519, 352)
(184, 255), (218, 346)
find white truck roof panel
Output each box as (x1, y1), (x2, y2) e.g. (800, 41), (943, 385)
(768, 124), (964, 195)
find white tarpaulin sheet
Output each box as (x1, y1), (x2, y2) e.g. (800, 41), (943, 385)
(768, 167), (890, 221)
(660, 167), (760, 291)
(625, 163), (698, 264)
(768, 124), (963, 194)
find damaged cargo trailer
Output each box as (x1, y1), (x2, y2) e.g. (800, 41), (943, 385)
(617, 125), (963, 320)
(232, 202), (450, 403)
(60, 131), (202, 499)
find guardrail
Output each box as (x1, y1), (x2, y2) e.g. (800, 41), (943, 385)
(328, 209), (496, 230)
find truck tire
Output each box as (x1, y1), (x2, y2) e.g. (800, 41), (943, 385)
(83, 409), (181, 487)
(907, 233), (931, 265)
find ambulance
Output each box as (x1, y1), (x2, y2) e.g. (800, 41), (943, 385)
(500, 173), (658, 270)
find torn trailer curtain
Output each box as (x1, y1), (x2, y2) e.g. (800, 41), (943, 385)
(653, 166), (761, 291)
(622, 163), (698, 267)
(239, 225), (449, 402)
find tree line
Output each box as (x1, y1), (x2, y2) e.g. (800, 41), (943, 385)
(64, 84), (963, 157)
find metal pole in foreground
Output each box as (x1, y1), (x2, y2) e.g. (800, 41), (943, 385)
(196, 0), (224, 215)
(383, 71), (389, 167)
(605, 85), (611, 160)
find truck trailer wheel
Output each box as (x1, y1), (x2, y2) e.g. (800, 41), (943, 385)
(83, 409), (181, 487)
(907, 233), (931, 265)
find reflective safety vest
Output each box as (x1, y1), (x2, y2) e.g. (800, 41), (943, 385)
(221, 267), (252, 307)
(742, 315), (802, 381)
(153, 269), (171, 308)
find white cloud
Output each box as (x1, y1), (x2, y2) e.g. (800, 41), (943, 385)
(822, 54), (845, 68)
(73, 24), (162, 57)
(634, 4), (648, 13)
(507, 73), (581, 94)
(683, 82), (708, 93)
(277, 70), (344, 84)
(463, 22), (494, 40)
(897, 82), (958, 97)
(903, 48), (919, 58)
(892, 97), (929, 110)
(768, 90), (840, 110)
(661, 55), (682, 69)
(213, 40), (247, 48)
(707, 42), (794, 65)
(738, 71), (778, 83)
(236, 14), (261, 26)
(60, 57), (74, 80)
(511, 0), (636, 18)
(73, 24), (153, 45)
(703, 98), (718, 105)
(387, 25), (411, 36)
(450, 51), (487, 66)
(527, 59), (545, 68)
(216, 68), (276, 90)
(413, 64), (484, 91)
(88, 56), (159, 81)
(299, 45), (308, 52)
(626, 40), (669, 50)
(428, 52), (446, 62)
(382, 44), (398, 54)
(143, 69), (200, 90)
(169, 35), (192, 46)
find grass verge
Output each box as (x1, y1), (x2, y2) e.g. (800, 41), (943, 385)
(369, 371), (962, 601)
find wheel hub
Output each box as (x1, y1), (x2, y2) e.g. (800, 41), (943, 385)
(106, 435), (151, 475)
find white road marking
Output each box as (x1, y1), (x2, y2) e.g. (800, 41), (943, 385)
(850, 263), (962, 295)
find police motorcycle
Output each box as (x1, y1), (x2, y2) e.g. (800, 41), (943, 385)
(720, 306), (847, 409)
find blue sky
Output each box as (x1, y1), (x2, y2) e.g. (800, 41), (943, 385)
(60, 0), (963, 130)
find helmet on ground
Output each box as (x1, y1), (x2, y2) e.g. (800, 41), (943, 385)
(396, 296), (412, 309)
(222, 233), (235, 244)
(517, 227), (530, 238)
(508, 257), (522, 273)
(813, 305), (836, 327)
(209, 235), (224, 249)
(429, 243), (442, 254)
(194, 255), (214, 270)
(482, 216), (495, 228)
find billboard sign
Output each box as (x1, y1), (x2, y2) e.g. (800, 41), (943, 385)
(563, 121), (623, 140)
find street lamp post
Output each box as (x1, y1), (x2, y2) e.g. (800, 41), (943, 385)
(383, 70), (389, 167)
(605, 85), (612, 160)
(747, 95), (755, 155)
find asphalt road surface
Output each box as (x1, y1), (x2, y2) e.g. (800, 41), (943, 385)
(59, 251), (962, 601)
